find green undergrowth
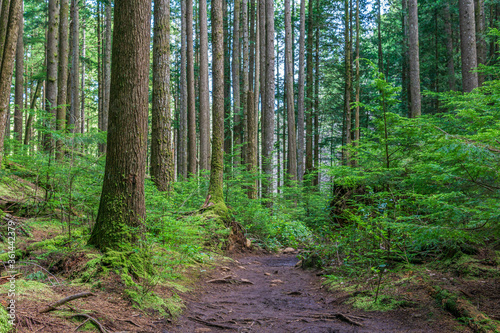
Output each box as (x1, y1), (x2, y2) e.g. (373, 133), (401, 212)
(0, 307), (11, 333)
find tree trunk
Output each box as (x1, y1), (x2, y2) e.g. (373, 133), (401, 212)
(354, 0), (360, 154)
(102, 1), (111, 150)
(232, 0), (241, 162)
(179, 0), (188, 178)
(56, 0), (69, 160)
(187, 0), (196, 176)
(262, 0), (275, 201)
(459, 0), (478, 92)
(313, 0), (320, 184)
(297, 0), (305, 181)
(475, 0), (486, 86)
(43, 0), (58, 152)
(80, 0), (85, 134)
(343, 0), (351, 164)
(285, 0), (297, 182)
(70, 0), (80, 134)
(443, 2), (456, 91)
(208, 0), (225, 203)
(24, 80), (41, 146)
(151, 0), (174, 192)
(88, 0), (152, 251)
(242, 0), (249, 163)
(13, 3), (22, 144)
(377, 0), (383, 72)
(199, 0), (210, 172)
(408, 0), (421, 117)
(223, 0), (232, 164)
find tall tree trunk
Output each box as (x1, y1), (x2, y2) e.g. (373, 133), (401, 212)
(88, 0), (152, 251)
(262, 0), (275, 201)
(97, 3), (102, 146)
(80, 0), (85, 134)
(232, 0), (241, 163)
(70, 0), (79, 134)
(354, 0), (360, 155)
(24, 80), (41, 146)
(13, 3), (22, 143)
(187, 0), (196, 176)
(343, 0), (351, 164)
(179, 0), (188, 178)
(101, 1), (111, 150)
(208, 0), (225, 204)
(459, 0), (479, 92)
(151, 0), (173, 191)
(401, 0), (410, 116)
(377, 0), (383, 72)
(443, 2), (456, 91)
(43, 0), (59, 152)
(285, 0), (297, 181)
(223, 0), (232, 163)
(475, 0), (486, 86)
(56, 0), (69, 160)
(297, 0), (305, 181)
(408, 0), (421, 117)
(259, 0), (265, 196)
(242, 0), (249, 163)
(313, 0), (320, 184)
(199, 0), (209, 171)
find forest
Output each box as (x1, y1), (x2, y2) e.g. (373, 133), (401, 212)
(0, 0), (498, 331)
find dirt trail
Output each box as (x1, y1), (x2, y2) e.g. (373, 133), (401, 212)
(166, 254), (452, 333)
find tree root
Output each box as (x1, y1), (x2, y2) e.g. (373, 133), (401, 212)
(70, 313), (109, 333)
(39, 292), (94, 313)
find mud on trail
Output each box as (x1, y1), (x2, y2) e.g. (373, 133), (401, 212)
(166, 253), (463, 333)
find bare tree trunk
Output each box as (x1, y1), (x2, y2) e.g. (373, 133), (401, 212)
(56, 0), (69, 160)
(408, 0), (421, 117)
(70, 0), (79, 134)
(402, 0), (410, 116)
(377, 0), (383, 72)
(233, 0), (241, 163)
(475, 0), (486, 86)
(13, 2), (22, 143)
(43, 0), (59, 152)
(343, 0), (351, 164)
(459, 0), (479, 92)
(297, 0), (305, 181)
(179, 0), (188, 178)
(354, 0), (360, 155)
(208, 0), (225, 203)
(80, 0), (85, 134)
(285, 0), (297, 181)
(262, 0), (275, 201)
(24, 80), (41, 146)
(187, 0), (196, 176)
(99, 1), (111, 152)
(89, 0), (151, 251)
(199, 0), (209, 171)
(242, 0), (249, 163)
(313, 0), (319, 184)
(151, 0), (173, 191)
(223, 0), (232, 164)
(443, 2), (456, 91)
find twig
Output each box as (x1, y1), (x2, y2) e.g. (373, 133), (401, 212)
(187, 316), (237, 330)
(70, 314), (108, 333)
(39, 292), (94, 313)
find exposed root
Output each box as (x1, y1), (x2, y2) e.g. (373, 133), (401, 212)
(39, 292), (94, 313)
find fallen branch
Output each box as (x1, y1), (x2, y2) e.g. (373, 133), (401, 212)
(188, 316), (237, 330)
(39, 292), (94, 313)
(70, 313), (108, 333)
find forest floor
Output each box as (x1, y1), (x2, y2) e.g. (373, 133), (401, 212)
(164, 252), (473, 333)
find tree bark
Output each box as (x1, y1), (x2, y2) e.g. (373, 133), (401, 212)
(354, 0), (360, 154)
(305, 0), (314, 174)
(459, 0), (478, 92)
(475, 0), (486, 86)
(151, 0), (174, 191)
(262, 0), (275, 201)
(408, 0), (421, 117)
(223, 0), (232, 163)
(313, 0), (319, 183)
(56, 0), (70, 159)
(377, 0), (383, 72)
(443, 2), (456, 91)
(232, 0), (241, 162)
(70, 0), (80, 134)
(242, 0), (249, 164)
(88, 0), (151, 250)
(80, 0), (85, 134)
(199, 0), (209, 171)
(179, 0), (188, 178)
(187, 0), (196, 176)
(343, 0), (351, 164)
(13, 3), (22, 143)
(43, 0), (59, 152)
(101, 1), (111, 150)
(297, 0), (305, 181)
(285, 0), (297, 181)
(208, 0), (225, 203)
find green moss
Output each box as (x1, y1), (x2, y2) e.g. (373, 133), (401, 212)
(0, 307), (12, 333)
(349, 295), (409, 312)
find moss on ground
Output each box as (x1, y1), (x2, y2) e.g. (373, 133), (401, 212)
(0, 307), (12, 333)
